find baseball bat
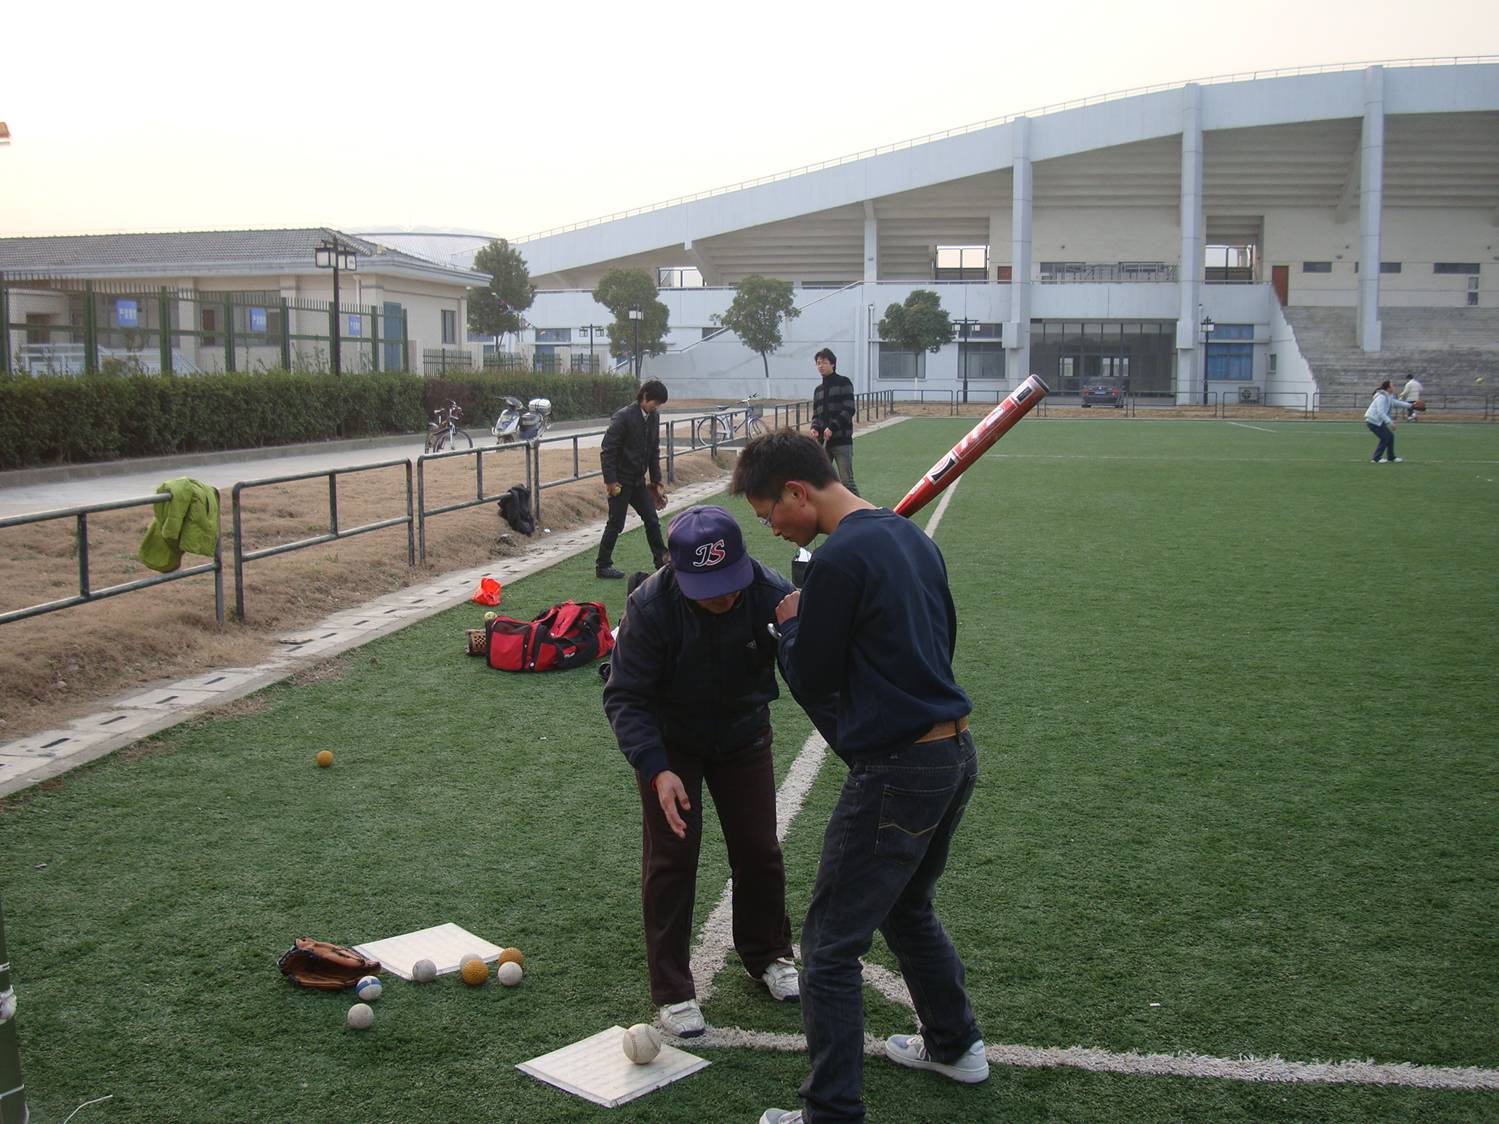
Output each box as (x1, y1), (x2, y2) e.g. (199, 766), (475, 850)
(891, 374), (1050, 518)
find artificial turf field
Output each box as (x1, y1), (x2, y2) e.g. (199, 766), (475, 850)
(2, 417), (1496, 1123)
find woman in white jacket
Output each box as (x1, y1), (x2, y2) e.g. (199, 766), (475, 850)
(1363, 380), (1404, 463)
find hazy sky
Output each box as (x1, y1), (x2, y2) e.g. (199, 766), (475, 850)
(2, 0), (1494, 242)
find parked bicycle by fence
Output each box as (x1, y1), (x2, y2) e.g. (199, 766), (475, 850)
(695, 393), (768, 445)
(425, 400), (472, 453)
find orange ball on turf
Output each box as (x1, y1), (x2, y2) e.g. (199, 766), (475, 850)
(461, 958), (489, 986)
(316, 750), (334, 768)
(499, 947), (524, 968)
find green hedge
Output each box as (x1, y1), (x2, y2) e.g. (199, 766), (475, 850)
(0, 370), (639, 469)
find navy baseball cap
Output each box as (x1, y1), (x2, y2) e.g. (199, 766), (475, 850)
(668, 505), (753, 600)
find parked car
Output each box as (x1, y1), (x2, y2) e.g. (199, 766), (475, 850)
(1081, 383), (1125, 408)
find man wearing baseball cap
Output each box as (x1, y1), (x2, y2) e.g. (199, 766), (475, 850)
(603, 505), (835, 1039)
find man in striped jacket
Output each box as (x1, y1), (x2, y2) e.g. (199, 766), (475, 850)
(810, 348), (859, 496)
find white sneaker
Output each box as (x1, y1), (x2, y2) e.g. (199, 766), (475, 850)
(1392, 457), (1404, 463)
(884, 1034), (989, 1084)
(758, 1111), (802, 1124)
(659, 998), (705, 1038)
(758, 957), (800, 1002)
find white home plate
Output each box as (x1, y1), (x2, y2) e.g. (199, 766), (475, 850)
(353, 922), (503, 980)
(517, 1026), (709, 1108)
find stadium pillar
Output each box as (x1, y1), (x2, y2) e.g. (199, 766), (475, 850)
(1006, 116), (1032, 387)
(1177, 84), (1204, 406)
(1357, 66), (1385, 353)
(860, 202), (878, 391)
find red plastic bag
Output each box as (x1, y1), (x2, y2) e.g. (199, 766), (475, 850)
(470, 576), (503, 606)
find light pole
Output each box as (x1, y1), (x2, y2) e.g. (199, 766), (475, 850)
(628, 306), (643, 380)
(580, 322), (605, 375)
(953, 318), (978, 405)
(314, 236), (357, 375)
(1199, 313), (1216, 406)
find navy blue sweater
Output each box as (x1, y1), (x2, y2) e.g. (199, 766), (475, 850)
(777, 508), (970, 759)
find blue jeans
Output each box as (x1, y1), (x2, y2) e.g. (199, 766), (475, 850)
(1366, 421), (1396, 462)
(797, 732), (981, 1122)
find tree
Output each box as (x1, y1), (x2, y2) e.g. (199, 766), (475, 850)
(878, 289), (954, 379)
(712, 275), (800, 379)
(592, 268), (669, 379)
(468, 239), (536, 355)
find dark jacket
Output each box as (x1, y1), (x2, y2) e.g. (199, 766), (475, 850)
(603, 560), (836, 780)
(811, 372), (856, 448)
(600, 403), (661, 486)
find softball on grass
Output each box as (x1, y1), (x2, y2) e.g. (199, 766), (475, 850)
(496, 961), (523, 987)
(347, 1003), (373, 1030)
(621, 1023), (661, 1064)
(461, 958), (489, 986)
(484, 611), (497, 622)
(315, 750), (334, 768)
(498, 947), (524, 968)
(355, 975), (382, 1001)
(412, 958), (437, 983)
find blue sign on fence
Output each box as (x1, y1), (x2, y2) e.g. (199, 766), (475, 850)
(116, 299), (138, 328)
(249, 307), (267, 333)
(346, 314), (362, 338)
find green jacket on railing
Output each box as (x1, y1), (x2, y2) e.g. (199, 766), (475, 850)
(137, 478), (220, 573)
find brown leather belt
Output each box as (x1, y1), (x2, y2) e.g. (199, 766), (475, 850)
(914, 716), (969, 744)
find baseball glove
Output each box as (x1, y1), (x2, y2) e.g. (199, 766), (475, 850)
(277, 937), (381, 990)
(1410, 399), (1427, 412)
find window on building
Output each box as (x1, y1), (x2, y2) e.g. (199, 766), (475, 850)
(535, 328), (571, 343)
(963, 341), (1005, 380)
(1207, 322), (1254, 380)
(934, 245), (988, 281)
(1204, 244), (1255, 283)
(878, 343), (924, 381)
(657, 266), (704, 288)
(1354, 262), (1404, 273)
(1434, 262), (1480, 274)
(441, 310), (457, 345)
(201, 306), (218, 348)
(1302, 262), (1332, 273)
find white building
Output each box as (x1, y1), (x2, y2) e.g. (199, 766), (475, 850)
(0, 228), (486, 375)
(394, 59), (1499, 407)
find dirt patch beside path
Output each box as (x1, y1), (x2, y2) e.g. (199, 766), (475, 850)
(0, 446), (731, 743)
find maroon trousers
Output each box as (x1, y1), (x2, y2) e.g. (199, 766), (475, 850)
(636, 728), (793, 1005)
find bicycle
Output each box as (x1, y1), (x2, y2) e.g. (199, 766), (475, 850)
(695, 393), (768, 446)
(425, 400), (473, 453)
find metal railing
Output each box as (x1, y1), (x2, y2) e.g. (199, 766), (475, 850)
(232, 460), (414, 620)
(0, 491), (224, 627)
(414, 443), (531, 562)
(1311, 391), (1495, 419)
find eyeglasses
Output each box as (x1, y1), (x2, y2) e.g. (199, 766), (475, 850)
(756, 497), (781, 528)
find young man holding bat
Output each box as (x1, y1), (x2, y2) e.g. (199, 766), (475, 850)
(733, 431), (985, 1124)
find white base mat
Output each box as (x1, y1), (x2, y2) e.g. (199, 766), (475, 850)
(517, 1025), (710, 1108)
(353, 922), (503, 981)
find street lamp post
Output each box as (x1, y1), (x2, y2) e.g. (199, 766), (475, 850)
(1199, 313), (1216, 406)
(628, 306), (643, 380)
(953, 318), (978, 405)
(580, 322), (604, 374)
(314, 236), (358, 375)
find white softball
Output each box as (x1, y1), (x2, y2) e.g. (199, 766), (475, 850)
(412, 958), (437, 983)
(621, 1023), (661, 1064)
(496, 960), (523, 987)
(347, 1002), (374, 1030)
(355, 975), (382, 1001)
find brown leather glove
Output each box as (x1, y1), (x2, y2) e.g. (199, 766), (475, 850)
(277, 937), (381, 990)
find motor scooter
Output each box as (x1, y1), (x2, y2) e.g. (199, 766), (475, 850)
(492, 396), (553, 444)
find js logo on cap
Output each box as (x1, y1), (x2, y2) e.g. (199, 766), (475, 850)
(693, 539), (726, 567)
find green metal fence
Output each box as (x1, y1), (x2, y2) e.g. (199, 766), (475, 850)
(0, 275), (409, 376)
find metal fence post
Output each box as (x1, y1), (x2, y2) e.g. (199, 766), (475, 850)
(279, 297), (291, 371)
(666, 420), (675, 485)
(158, 287), (172, 374)
(0, 272), (10, 375)
(404, 462), (415, 566)
(223, 297), (235, 374)
(84, 280), (97, 375)
(370, 303), (380, 373)
(401, 312), (410, 372)
(232, 485), (247, 621)
(416, 457), (428, 564)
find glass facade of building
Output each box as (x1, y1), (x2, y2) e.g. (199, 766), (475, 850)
(1029, 320), (1176, 398)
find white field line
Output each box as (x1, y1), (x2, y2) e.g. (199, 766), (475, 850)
(697, 1027), (1499, 1091)
(1228, 421), (1275, 432)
